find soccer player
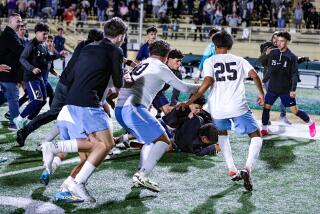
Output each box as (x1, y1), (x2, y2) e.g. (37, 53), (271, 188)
(135, 26), (157, 63)
(115, 40), (199, 192)
(16, 29), (104, 147)
(15, 23), (64, 129)
(261, 31), (316, 137)
(259, 31), (291, 125)
(177, 31), (265, 191)
(194, 28), (219, 83)
(40, 17), (127, 202)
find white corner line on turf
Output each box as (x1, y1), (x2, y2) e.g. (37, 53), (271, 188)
(0, 157), (80, 178)
(0, 196), (64, 214)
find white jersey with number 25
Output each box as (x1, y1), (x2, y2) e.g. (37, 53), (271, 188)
(203, 53), (254, 119)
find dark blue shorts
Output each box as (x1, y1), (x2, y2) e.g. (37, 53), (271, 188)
(265, 92), (296, 107)
(152, 92), (169, 110)
(26, 79), (47, 101)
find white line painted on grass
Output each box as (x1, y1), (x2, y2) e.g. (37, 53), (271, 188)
(0, 157), (80, 178)
(0, 196), (64, 214)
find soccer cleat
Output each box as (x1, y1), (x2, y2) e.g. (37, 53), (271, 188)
(13, 117), (25, 130)
(280, 116), (292, 125)
(40, 142), (56, 174)
(229, 170), (242, 182)
(132, 172), (160, 193)
(261, 130), (269, 136)
(16, 129), (27, 147)
(54, 191), (84, 203)
(39, 170), (50, 186)
(4, 112), (10, 120)
(309, 122), (316, 138)
(69, 181), (96, 203)
(240, 169), (253, 191)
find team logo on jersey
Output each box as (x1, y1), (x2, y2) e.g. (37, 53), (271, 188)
(283, 61), (287, 68)
(35, 90), (42, 99)
(272, 60), (276, 66)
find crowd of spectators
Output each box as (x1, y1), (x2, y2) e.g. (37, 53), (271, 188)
(0, 0), (319, 31)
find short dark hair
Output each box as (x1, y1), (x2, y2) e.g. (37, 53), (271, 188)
(146, 26), (157, 34)
(212, 30), (233, 49)
(47, 35), (53, 40)
(104, 17), (128, 38)
(209, 28), (219, 37)
(168, 49), (184, 59)
(57, 27), (63, 31)
(34, 23), (49, 33)
(88, 29), (104, 41)
(9, 13), (21, 18)
(190, 95), (206, 106)
(149, 40), (171, 57)
(277, 31), (291, 41)
(198, 124), (219, 143)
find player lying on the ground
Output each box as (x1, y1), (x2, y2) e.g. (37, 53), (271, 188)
(163, 95), (220, 156)
(177, 31), (265, 192)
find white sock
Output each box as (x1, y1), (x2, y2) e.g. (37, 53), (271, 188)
(53, 139), (78, 153)
(245, 137), (263, 172)
(218, 136), (237, 172)
(123, 134), (129, 142)
(51, 156), (62, 174)
(139, 141), (168, 177)
(44, 126), (60, 142)
(74, 161), (96, 184)
(307, 119), (313, 126)
(17, 115), (24, 120)
(60, 176), (74, 192)
(138, 143), (154, 169)
(262, 125), (268, 130)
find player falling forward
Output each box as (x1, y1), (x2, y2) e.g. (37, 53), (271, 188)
(178, 31), (265, 191)
(115, 40), (199, 192)
(40, 17), (127, 202)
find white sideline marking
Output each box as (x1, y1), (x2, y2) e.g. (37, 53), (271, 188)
(0, 157), (79, 178)
(0, 196), (64, 214)
(258, 120), (320, 140)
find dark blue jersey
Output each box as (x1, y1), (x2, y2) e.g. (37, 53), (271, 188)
(136, 42), (149, 61)
(266, 48), (299, 94)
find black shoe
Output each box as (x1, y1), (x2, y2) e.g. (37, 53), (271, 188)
(16, 129), (27, 147)
(4, 112), (10, 120)
(240, 169), (253, 191)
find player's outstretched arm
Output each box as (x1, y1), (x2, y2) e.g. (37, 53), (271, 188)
(176, 76), (214, 109)
(248, 69), (265, 106)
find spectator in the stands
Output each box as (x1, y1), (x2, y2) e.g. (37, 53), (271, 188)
(227, 13), (241, 38)
(306, 7), (319, 29)
(302, 0), (314, 24)
(119, 1), (129, 20)
(187, 0), (193, 15)
(294, 3), (303, 31)
(76, 8), (88, 33)
(172, 0), (183, 18)
(277, 3), (287, 30)
(128, 2), (139, 34)
(7, 0), (17, 15)
(96, 0), (108, 21)
(152, 0), (161, 18)
(53, 27), (65, 69)
(64, 6), (75, 30)
(171, 18), (179, 39)
(193, 12), (204, 41)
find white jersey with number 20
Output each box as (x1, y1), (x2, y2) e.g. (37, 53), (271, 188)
(203, 54), (254, 119)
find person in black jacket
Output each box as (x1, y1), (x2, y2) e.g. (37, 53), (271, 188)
(0, 13), (24, 130)
(16, 29), (104, 147)
(261, 32), (316, 137)
(163, 95), (220, 156)
(14, 23), (64, 129)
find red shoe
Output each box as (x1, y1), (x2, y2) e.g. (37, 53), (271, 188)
(309, 122), (316, 138)
(261, 130), (269, 136)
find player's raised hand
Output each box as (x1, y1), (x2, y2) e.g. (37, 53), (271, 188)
(32, 68), (41, 74)
(257, 94), (264, 106)
(175, 102), (188, 111)
(0, 64), (11, 72)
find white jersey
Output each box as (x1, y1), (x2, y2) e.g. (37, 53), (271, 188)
(117, 57), (199, 107)
(203, 53), (254, 119)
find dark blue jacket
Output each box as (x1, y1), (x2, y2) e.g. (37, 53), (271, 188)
(136, 42), (149, 61)
(266, 48), (299, 94)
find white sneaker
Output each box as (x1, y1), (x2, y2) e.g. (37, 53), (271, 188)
(60, 177), (74, 192)
(132, 172), (160, 192)
(280, 116), (292, 125)
(40, 142), (56, 174)
(13, 116), (26, 130)
(69, 181), (96, 203)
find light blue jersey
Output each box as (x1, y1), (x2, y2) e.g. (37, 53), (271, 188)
(198, 42), (216, 71)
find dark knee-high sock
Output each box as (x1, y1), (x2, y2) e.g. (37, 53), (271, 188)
(262, 108), (270, 126)
(296, 110), (310, 123)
